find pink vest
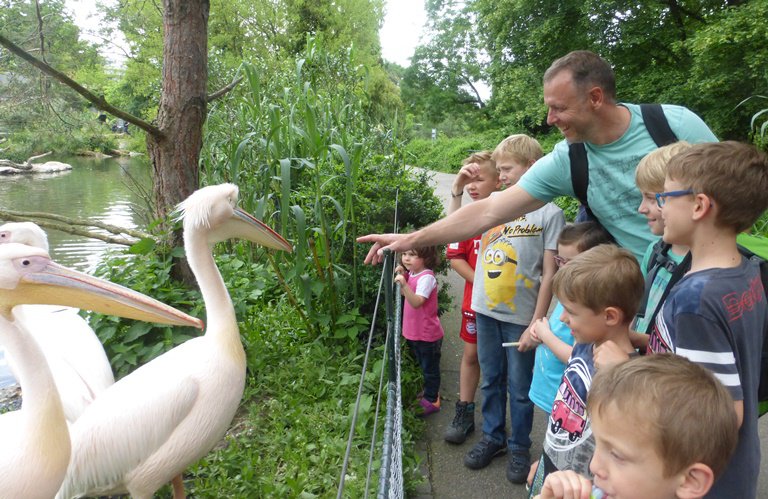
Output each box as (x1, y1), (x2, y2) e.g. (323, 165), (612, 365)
(402, 269), (444, 342)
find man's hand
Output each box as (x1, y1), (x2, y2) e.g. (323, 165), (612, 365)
(357, 233), (412, 265)
(536, 470), (593, 499)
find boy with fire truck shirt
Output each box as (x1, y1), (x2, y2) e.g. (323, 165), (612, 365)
(528, 244), (644, 495)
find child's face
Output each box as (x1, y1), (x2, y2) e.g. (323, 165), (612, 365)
(466, 164), (500, 201)
(558, 297), (607, 344)
(400, 250), (425, 273)
(555, 242), (580, 268)
(660, 177), (695, 246)
(495, 155), (529, 188)
(590, 404), (682, 499)
(638, 190), (665, 236)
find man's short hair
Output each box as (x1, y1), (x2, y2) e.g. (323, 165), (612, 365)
(491, 134), (543, 167)
(552, 244), (643, 320)
(588, 353), (738, 479)
(667, 141), (768, 232)
(544, 50), (616, 103)
(462, 150), (497, 176)
(635, 141), (692, 193)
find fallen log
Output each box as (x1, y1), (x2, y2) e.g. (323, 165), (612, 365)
(0, 209), (154, 246)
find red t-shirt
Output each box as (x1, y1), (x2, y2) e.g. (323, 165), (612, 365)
(445, 235), (481, 313)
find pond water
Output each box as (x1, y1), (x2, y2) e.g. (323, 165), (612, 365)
(0, 154), (152, 272)
(0, 155), (151, 391)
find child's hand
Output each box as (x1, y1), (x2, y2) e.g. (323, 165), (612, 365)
(518, 325), (539, 351)
(531, 317), (552, 343)
(395, 264), (405, 274)
(452, 163), (483, 194)
(393, 273), (406, 287)
(593, 340), (632, 370)
(538, 470), (592, 499)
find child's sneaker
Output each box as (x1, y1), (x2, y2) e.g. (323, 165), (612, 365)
(418, 394), (441, 416)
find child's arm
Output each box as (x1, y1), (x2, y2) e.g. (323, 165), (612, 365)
(534, 470), (593, 499)
(531, 317), (573, 363)
(393, 272), (428, 308)
(519, 249), (557, 351)
(448, 163), (483, 214)
(449, 258), (474, 283)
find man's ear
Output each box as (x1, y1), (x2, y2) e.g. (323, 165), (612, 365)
(676, 463), (714, 499)
(604, 306), (622, 326)
(588, 86), (604, 108)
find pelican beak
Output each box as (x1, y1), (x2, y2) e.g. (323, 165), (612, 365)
(230, 208), (292, 253)
(8, 261), (204, 329)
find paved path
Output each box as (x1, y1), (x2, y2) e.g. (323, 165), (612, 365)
(413, 168), (768, 498)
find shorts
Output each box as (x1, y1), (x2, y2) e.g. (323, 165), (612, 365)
(460, 309), (477, 344)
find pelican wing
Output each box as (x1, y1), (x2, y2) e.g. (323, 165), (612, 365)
(58, 364), (200, 498)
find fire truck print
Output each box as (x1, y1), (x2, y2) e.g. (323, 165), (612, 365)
(549, 357), (591, 443)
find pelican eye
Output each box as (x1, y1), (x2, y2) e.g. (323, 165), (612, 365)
(21, 259), (31, 266)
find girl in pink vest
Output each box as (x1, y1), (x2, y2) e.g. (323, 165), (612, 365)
(394, 246), (445, 416)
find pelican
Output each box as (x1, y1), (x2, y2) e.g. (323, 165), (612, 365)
(57, 184), (292, 499)
(0, 243), (203, 499)
(0, 221), (115, 422)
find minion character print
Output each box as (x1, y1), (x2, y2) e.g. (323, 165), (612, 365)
(481, 222), (534, 310)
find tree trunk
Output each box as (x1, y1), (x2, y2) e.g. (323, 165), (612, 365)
(147, 0), (210, 285)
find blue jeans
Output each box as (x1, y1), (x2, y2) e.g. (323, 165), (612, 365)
(476, 313), (535, 453)
(407, 339), (442, 402)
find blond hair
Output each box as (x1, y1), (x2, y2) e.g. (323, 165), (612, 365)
(635, 141), (692, 193)
(588, 354), (738, 478)
(491, 134), (543, 167)
(462, 150), (497, 177)
(667, 141), (768, 232)
(552, 244), (643, 321)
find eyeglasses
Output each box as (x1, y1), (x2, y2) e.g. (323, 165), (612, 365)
(554, 255), (570, 267)
(655, 189), (693, 208)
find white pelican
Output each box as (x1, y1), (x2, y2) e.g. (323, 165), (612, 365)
(0, 242), (203, 499)
(0, 221), (115, 422)
(57, 184), (292, 499)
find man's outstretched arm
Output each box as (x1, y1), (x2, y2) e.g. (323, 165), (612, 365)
(357, 185), (545, 264)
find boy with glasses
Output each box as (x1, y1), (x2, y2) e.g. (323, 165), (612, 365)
(611, 141), (768, 498)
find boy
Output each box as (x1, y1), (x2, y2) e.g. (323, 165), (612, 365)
(536, 353), (739, 499)
(648, 141), (768, 498)
(444, 151), (500, 443)
(530, 244), (645, 492)
(462, 134), (565, 484)
(633, 141), (692, 334)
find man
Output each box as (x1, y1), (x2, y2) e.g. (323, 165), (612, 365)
(359, 51), (717, 263)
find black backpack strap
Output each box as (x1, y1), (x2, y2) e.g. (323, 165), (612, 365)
(640, 104), (677, 147)
(645, 250), (692, 333)
(569, 142), (597, 220)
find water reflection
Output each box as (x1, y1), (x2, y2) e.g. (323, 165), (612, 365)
(0, 154), (152, 272)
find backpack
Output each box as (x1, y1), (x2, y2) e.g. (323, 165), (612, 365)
(569, 103), (677, 225)
(642, 233), (768, 417)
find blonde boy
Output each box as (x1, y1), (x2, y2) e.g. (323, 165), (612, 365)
(463, 135), (564, 485)
(536, 354), (738, 499)
(444, 152), (499, 444)
(530, 245), (644, 491)
(647, 141), (768, 498)
(633, 141), (692, 334)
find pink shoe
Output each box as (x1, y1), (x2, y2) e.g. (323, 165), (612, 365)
(418, 394), (441, 417)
